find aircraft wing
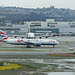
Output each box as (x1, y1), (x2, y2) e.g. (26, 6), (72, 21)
(22, 40), (41, 46)
(24, 41), (35, 45)
(23, 40), (39, 44)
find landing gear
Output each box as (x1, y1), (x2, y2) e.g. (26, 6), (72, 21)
(46, 36), (48, 38)
(53, 45), (55, 48)
(39, 37), (42, 39)
(26, 45), (31, 48)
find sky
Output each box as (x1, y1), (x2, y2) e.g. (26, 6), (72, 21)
(0, 0), (75, 9)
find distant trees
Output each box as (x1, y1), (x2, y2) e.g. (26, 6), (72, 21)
(0, 6), (75, 23)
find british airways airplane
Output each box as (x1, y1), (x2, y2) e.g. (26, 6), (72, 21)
(0, 30), (59, 48)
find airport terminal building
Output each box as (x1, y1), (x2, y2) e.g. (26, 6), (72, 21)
(24, 19), (75, 36)
(0, 19), (75, 36)
(0, 22), (28, 36)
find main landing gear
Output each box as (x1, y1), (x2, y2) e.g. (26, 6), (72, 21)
(26, 45), (31, 48)
(53, 45), (55, 48)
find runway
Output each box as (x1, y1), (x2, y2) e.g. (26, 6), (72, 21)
(0, 45), (74, 55)
(0, 46), (65, 50)
(0, 51), (51, 55)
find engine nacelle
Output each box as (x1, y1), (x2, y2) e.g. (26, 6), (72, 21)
(34, 43), (41, 46)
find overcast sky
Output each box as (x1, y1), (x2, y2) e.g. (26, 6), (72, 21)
(0, 0), (75, 9)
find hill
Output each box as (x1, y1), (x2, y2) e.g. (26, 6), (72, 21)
(0, 6), (75, 23)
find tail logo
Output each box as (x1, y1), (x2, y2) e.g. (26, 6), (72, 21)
(0, 30), (8, 41)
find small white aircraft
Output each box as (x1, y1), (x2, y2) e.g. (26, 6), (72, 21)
(0, 30), (59, 48)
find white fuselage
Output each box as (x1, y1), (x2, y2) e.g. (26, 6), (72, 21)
(3, 38), (59, 46)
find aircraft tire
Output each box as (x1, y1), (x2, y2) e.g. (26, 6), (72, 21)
(26, 45), (31, 48)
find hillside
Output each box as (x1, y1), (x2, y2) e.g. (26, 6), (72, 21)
(0, 6), (75, 23)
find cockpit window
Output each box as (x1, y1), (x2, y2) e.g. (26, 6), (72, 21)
(53, 41), (55, 43)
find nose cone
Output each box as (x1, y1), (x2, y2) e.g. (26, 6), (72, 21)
(56, 41), (59, 44)
(54, 40), (59, 44)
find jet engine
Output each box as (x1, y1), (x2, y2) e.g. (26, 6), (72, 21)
(34, 43), (41, 46)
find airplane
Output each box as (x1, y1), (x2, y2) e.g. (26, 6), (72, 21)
(25, 27), (52, 39)
(0, 30), (59, 48)
(13, 27), (52, 39)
